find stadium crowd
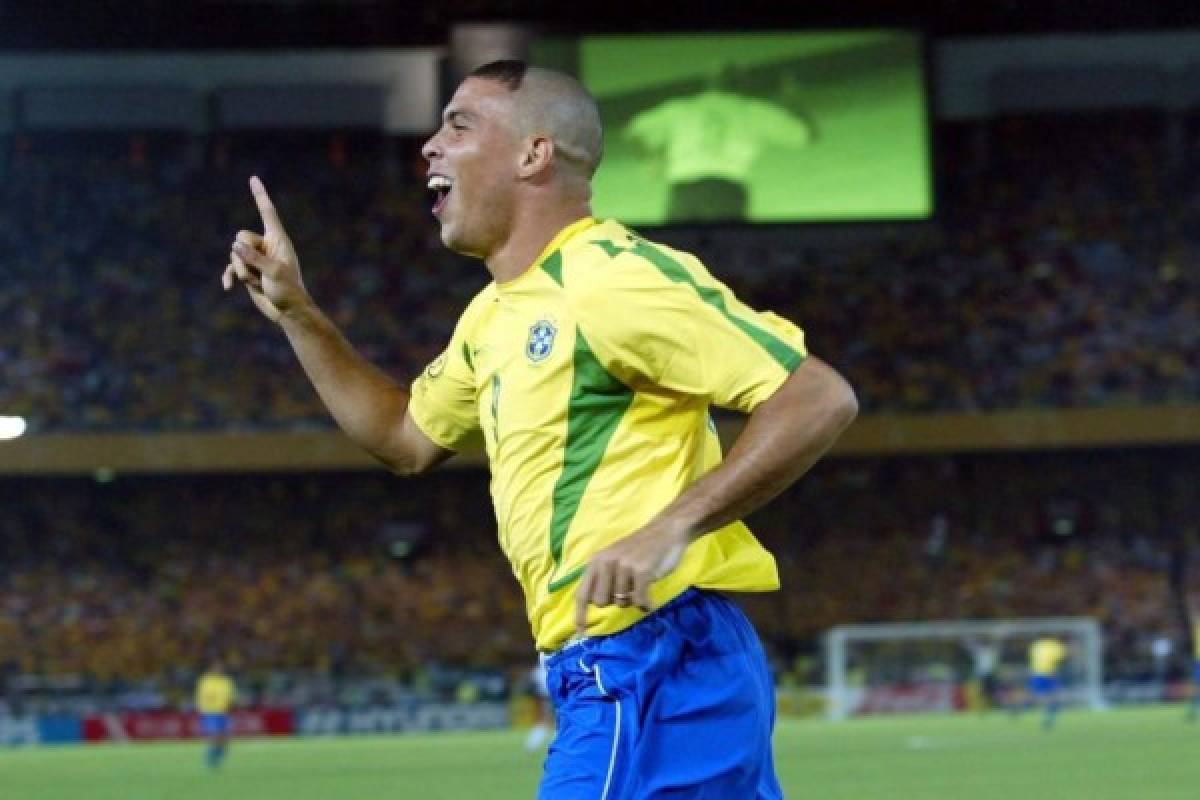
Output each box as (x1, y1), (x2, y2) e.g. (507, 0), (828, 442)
(1, 449), (1194, 708)
(0, 113), (1197, 433)
(1, 112), (1196, 710)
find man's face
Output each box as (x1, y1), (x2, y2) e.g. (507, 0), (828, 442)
(422, 78), (524, 257)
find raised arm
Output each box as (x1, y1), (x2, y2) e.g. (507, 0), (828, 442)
(222, 176), (449, 475)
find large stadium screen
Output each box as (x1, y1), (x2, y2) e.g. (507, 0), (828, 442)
(534, 31), (932, 224)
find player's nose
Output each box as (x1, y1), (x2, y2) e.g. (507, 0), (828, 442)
(421, 134), (442, 163)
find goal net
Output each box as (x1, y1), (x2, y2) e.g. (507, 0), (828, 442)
(824, 617), (1104, 720)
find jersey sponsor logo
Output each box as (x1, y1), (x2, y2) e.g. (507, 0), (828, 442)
(526, 320), (557, 364)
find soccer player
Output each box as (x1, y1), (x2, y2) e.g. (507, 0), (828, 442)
(194, 659), (235, 768)
(524, 661), (554, 753)
(1027, 636), (1067, 730)
(964, 636), (999, 712)
(222, 60), (857, 798)
(1189, 612), (1200, 722)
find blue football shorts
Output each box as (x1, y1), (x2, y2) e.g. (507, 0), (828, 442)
(539, 588), (782, 800)
(199, 713), (230, 737)
(1193, 660), (1200, 685)
(1028, 674), (1059, 696)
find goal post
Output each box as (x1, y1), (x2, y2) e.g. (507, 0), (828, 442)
(824, 617), (1105, 721)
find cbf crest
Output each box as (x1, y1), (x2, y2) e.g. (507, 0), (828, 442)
(526, 319), (557, 364)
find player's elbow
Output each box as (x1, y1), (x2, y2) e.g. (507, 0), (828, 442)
(381, 448), (438, 478)
(376, 416), (451, 478)
(827, 376), (858, 433)
(799, 359), (857, 440)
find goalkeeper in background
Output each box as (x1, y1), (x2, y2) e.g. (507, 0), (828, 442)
(195, 659), (235, 769)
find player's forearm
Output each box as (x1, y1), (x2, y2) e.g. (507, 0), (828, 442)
(278, 303), (412, 469)
(661, 357), (858, 540)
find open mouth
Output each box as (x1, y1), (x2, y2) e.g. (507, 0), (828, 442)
(428, 174), (453, 215)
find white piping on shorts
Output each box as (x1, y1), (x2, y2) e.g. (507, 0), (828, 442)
(580, 659), (621, 800)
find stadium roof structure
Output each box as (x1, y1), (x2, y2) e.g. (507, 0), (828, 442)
(3, 0), (1200, 51)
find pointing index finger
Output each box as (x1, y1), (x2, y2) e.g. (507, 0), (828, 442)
(249, 175), (284, 236)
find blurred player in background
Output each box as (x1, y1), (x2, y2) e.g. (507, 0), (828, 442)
(223, 59), (856, 798)
(524, 661), (554, 752)
(1189, 606), (1200, 722)
(964, 636), (999, 712)
(195, 659), (235, 769)
(1027, 636), (1067, 730)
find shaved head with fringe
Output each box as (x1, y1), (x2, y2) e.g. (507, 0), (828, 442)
(469, 60), (604, 183)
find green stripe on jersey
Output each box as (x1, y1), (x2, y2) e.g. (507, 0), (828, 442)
(547, 564), (586, 593)
(593, 239), (805, 372)
(541, 250), (564, 286)
(547, 329), (634, 579)
(593, 240), (625, 259)
(490, 374), (501, 445)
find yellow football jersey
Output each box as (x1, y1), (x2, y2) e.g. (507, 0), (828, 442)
(1029, 638), (1067, 676)
(195, 672), (235, 714)
(410, 217), (808, 651)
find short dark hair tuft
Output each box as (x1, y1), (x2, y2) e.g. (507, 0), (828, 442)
(469, 59), (528, 91)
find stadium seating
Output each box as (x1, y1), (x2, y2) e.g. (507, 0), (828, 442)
(0, 113), (1196, 434)
(1, 450), (1193, 710)
(1, 113), (1195, 711)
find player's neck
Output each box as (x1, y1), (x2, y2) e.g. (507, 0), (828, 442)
(485, 197), (591, 284)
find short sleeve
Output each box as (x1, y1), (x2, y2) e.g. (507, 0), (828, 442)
(749, 100), (812, 148)
(625, 103), (672, 150)
(571, 241), (807, 414)
(408, 310), (481, 451)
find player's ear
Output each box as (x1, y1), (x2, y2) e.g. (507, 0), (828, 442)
(519, 135), (554, 179)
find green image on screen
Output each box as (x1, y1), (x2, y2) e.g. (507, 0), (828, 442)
(535, 31), (932, 225)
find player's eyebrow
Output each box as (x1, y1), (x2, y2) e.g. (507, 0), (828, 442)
(442, 108), (475, 125)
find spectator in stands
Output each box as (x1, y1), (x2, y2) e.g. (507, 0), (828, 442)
(1, 116), (1196, 433)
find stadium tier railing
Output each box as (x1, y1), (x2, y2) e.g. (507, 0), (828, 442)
(0, 406), (1198, 474)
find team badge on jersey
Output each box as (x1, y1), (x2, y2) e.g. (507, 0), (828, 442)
(526, 320), (557, 364)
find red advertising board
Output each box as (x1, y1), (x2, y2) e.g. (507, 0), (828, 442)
(83, 708), (293, 741)
(855, 685), (967, 715)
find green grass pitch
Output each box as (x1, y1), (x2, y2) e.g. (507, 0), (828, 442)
(6, 706), (1198, 799)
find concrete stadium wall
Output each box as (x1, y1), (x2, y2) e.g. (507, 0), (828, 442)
(0, 49), (442, 133)
(4, 31), (1200, 134)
